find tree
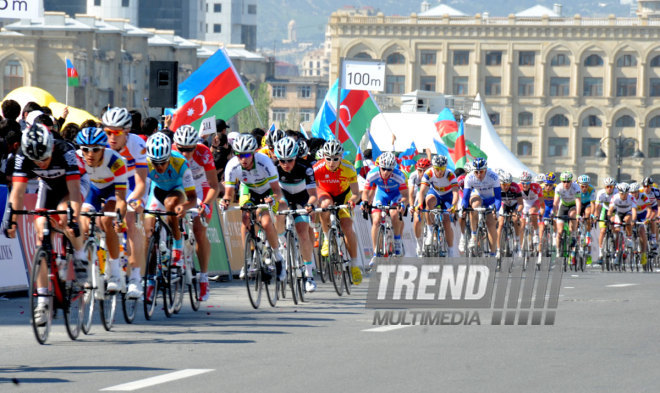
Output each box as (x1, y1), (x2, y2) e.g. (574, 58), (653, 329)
(285, 106), (301, 131)
(237, 82), (271, 132)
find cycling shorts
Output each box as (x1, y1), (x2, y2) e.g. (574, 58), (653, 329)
(83, 183), (117, 212)
(543, 201), (553, 219)
(427, 188), (454, 210)
(146, 186), (185, 215)
(373, 189), (403, 212)
(613, 211), (631, 225)
(499, 204), (518, 216)
(318, 187), (352, 220)
(36, 176), (89, 210)
(238, 184), (279, 213)
(282, 191), (311, 224)
(557, 203), (576, 223)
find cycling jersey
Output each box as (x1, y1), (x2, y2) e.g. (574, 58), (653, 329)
(14, 139), (81, 187)
(172, 143), (216, 198)
(147, 151), (195, 193)
(313, 158), (357, 197)
(542, 185), (555, 203)
(501, 183), (522, 207)
(112, 133), (147, 193)
(521, 183), (542, 206)
(578, 184), (596, 205)
(634, 192), (651, 212)
(78, 149), (128, 190)
(256, 146), (276, 162)
(596, 189), (618, 207)
(365, 166), (408, 208)
(421, 168), (457, 196)
(609, 193), (636, 215)
(554, 182), (580, 206)
(462, 168), (501, 210)
(644, 186), (660, 208)
(407, 170), (423, 195)
(225, 152), (278, 194)
(277, 161), (315, 200)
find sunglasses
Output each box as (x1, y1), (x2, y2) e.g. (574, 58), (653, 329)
(104, 128), (124, 136)
(381, 168), (393, 172)
(236, 153), (252, 159)
(562, 180), (572, 183)
(476, 170), (486, 174)
(279, 159), (295, 164)
(152, 160), (169, 167)
(81, 146), (104, 153)
(433, 166), (446, 170)
(177, 145), (195, 153)
(521, 182), (531, 185)
(326, 157), (341, 162)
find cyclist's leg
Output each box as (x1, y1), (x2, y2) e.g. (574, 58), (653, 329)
(496, 211), (505, 252)
(412, 195), (423, 249)
(469, 195), (483, 233)
(483, 199), (498, 252)
(440, 197), (454, 249)
(424, 192), (438, 244)
(370, 209), (382, 252)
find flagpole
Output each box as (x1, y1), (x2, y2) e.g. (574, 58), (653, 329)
(334, 59), (344, 140)
(65, 57), (69, 106)
(250, 104), (264, 129)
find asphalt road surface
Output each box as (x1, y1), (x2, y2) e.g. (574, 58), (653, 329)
(2, 267), (660, 392)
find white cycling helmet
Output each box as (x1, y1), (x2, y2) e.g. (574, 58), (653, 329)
(173, 125), (199, 146)
(146, 132), (172, 163)
(500, 172), (513, 184)
(603, 177), (616, 186)
(535, 173), (546, 183)
(274, 137), (299, 160)
(22, 123), (54, 161)
(102, 107), (132, 129)
(232, 134), (258, 154)
(321, 140), (343, 157)
(617, 182), (630, 193)
(520, 171), (533, 183)
(379, 152), (397, 170)
(629, 182), (640, 193)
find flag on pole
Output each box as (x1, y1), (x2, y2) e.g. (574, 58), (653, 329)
(66, 59), (79, 87)
(432, 137), (456, 171)
(454, 116), (468, 168)
(171, 48), (253, 131)
(434, 108), (486, 167)
(398, 141), (418, 172)
(368, 130), (382, 161)
(311, 100), (339, 141)
(299, 123), (309, 139)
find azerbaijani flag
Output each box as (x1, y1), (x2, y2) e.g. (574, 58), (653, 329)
(454, 116), (467, 168)
(432, 137), (456, 171)
(171, 48), (253, 131)
(434, 108), (486, 167)
(66, 59), (79, 87)
(311, 100), (338, 141)
(398, 141), (418, 173)
(368, 130), (382, 161)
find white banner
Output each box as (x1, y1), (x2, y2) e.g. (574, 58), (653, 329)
(0, 0), (43, 20)
(341, 59), (386, 92)
(0, 185), (28, 293)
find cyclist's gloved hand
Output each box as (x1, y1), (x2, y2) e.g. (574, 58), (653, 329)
(220, 198), (231, 210)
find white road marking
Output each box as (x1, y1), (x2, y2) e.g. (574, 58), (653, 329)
(571, 275), (579, 278)
(101, 369), (214, 391)
(564, 287), (574, 289)
(362, 325), (413, 332)
(606, 283), (639, 288)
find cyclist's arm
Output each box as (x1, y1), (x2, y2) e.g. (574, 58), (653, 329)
(575, 198), (582, 216)
(221, 185), (235, 208)
(631, 206), (637, 223)
(114, 188), (127, 218)
(417, 183), (429, 207)
(451, 185), (459, 207)
(493, 186), (502, 211)
(66, 178), (83, 220)
(553, 193), (560, 213)
(607, 203), (615, 218)
(270, 181), (284, 204)
(349, 181), (360, 205)
(306, 186), (318, 207)
(516, 196), (524, 213)
(462, 187), (472, 209)
(129, 167), (148, 201)
(203, 168), (220, 206)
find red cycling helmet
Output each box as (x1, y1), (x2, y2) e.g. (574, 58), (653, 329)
(416, 158), (431, 169)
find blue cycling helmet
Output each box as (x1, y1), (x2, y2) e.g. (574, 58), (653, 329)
(472, 157), (487, 170)
(76, 127), (108, 146)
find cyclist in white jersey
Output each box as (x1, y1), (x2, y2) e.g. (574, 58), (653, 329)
(553, 171), (581, 251)
(642, 176), (659, 248)
(461, 158), (501, 255)
(408, 158), (431, 256)
(595, 177), (618, 263)
(607, 182), (637, 249)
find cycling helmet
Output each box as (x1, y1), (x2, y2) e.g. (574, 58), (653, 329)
(173, 125), (199, 146)
(432, 155), (448, 168)
(560, 171), (573, 182)
(102, 107), (132, 129)
(577, 174), (590, 185)
(464, 162), (473, 173)
(500, 172), (513, 184)
(629, 182), (641, 193)
(321, 140), (343, 157)
(416, 158), (431, 169)
(315, 149), (324, 160)
(232, 133), (258, 154)
(546, 172), (557, 184)
(603, 177), (616, 186)
(297, 139), (310, 157)
(266, 128), (286, 148)
(520, 171), (533, 183)
(472, 157), (487, 170)
(535, 173), (546, 184)
(617, 182), (630, 193)
(642, 177), (654, 187)
(146, 133), (172, 163)
(22, 123), (54, 162)
(274, 137), (299, 160)
(379, 152), (397, 170)
(76, 127), (107, 146)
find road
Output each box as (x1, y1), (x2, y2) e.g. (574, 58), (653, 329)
(1, 268), (660, 392)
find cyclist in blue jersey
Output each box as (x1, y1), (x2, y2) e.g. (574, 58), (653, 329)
(461, 158), (501, 254)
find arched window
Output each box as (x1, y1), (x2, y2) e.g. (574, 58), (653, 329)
(651, 55), (660, 67)
(386, 53), (405, 65)
(517, 141), (532, 156)
(3, 58), (24, 97)
(649, 115), (660, 128)
(615, 115), (635, 127)
(581, 115), (602, 127)
(354, 52), (372, 59)
(585, 172), (598, 187)
(551, 53), (570, 66)
(549, 114), (569, 127)
(518, 111), (533, 126)
(584, 54), (604, 66)
(617, 54), (637, 67)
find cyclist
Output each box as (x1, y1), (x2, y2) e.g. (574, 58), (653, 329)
(495, 171), (523, 258)
(362, 152), (409, 262)
(519, 171), (543, 253)
(642, 176), (659, 248)
(595, 177), (618, 264)
(462, 157), (501, 255)
(76, 127), (128, 293)
(553, 171), (581, 254)
(6, 124), (87, 325)
(102, 107), (148, 298)
(143, 133), (197, 301)
(172, 125), (220, 301)
(456, 162), (471, 253)
(538, 172), (556, 249)
(607, 182), (637, 256)
(313, 140), (362, 284)
(296, 139), (313, 167)
(257, 128), (285, 162)
(273, 137), (318, 292)
(630, 182), (650, 265)
(220, 134), (287, 282)
(409, 158), (431, 256)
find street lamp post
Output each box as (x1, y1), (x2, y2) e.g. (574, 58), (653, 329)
(594, 136), (644, 183)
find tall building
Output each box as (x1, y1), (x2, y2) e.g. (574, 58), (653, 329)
(204, 0), (257, 51)
(86, 0), (138, 25)
(44, 0), (86, 18)
(327, 4), (660, 182)
(139, 0), (205, 39)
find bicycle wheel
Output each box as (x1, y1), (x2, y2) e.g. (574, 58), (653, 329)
(340, 238), (352, 295)
(171, 264), (184, 314)
(375, 225), (385, 257)
(437, 226), (448, 257)
(143, 236), (160, 320)
(286, 232), (299, 305)
(328, 229), (344, 296)
(81, 241), (97, 334)
(244, 235), (262, 309)
(605, 232), (615, 272)
(122, 291), (138, 323)
(316, 231), (327, 283)
(296, 251), (306, 302)
(188, 263), (201, 311)
(62, 251), (85, 341)
(30, 248), (52, 345)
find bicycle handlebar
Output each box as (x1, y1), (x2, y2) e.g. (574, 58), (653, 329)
(277, 208), (310, 216)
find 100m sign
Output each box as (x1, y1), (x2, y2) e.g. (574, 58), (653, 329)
(341, 59), (386, 92)
(346, 72), (382, 89)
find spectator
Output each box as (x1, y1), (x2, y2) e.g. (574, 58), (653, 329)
(60, 123), (81, 143)
(250, 127), (265, 147)
(285, 129), (303, 141)
(20, 102), (42, 130)
(1, 99), (21, 122)
(0, 119), (21, 185)
(211, 131), (233, 195)
(80, 119), (98, 129)
(139, 117), (159, 142)
(129, 110), (143, 134)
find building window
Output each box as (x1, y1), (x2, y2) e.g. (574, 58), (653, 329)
(298, 85), (311, 98)
(420, 51), (436, 65)
(213, 24), (222, 33)
(518, 111), (533, 126)
(122, 0), (129, 7)
(519, 51), (535, 66)
(248, 4), (256, 14)
(616, 78), (637, 96)
(548, 137), (569, 157)
(214, 3), (221, 12)
(582, 137), (601, 157)
(617, 54), (637, 67)
(615, 115), (635, 127)
(485, 77), (501, 96)
(420, 76), (436, 91)
(3, 59), (24, 97)
(582, 115), (602, 127)
(518, 77), (534, 96)
(584, 54), (604, 66)
(354, 52), (372, 59)
(649, 116), (660, 128)
(385, 75), (405, 94)
(301, 110), (313, 123)
(549, 114), (569, 127)
(651, 55), (660, 67)
(583, 77), (603, 97)
(550, 77), (570, 97)
(386, 53), (405, 65)
(551, 53), (570, 66)
(489, 112), (500, 125)
(94, 0), (101, 5)
(453, 51), (469, 65)
(518, 141), (533, 156)
(272, 85), (286, 98)
(453, 76), (468, 95)
(649, 139), (660, 158)
(651, 78), (660, 96)
(272, 110), (286, 123)
(485, 51), (502, 66)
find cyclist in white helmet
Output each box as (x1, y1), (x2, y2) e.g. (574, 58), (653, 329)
(553, 171), (581, 254)
(595, 176), (618, 264)
(607, 182), (637, 257)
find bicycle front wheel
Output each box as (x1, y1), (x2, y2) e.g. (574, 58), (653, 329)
(30, 247), (52, 345)
(122, 291), (138, 323)
(286, 233), (299, 305)
(143, 236), (160, 320)
(188, 262), (201, 311)
(244, 235), (262, 309)
(81, 241), (97, 334)
(328, 229), (344, 296)
(63, 253), (85, 341)
(375, 225), (385, 258)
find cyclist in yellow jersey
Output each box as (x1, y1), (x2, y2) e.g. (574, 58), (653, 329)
(257, 128), (286, 162)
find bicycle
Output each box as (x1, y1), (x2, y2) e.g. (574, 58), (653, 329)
(611, 217), (633, 272)
(4, 204), (86, 344)
(644, 220), (657, 272)
(314, 224), (329, 283)
(555, 215), (577, 272)
(598, 219), (617, 272)
(464, 207), (495, 258)
(180, 209), (204, 311)
(498, 211), (517, 262)
(520, 212), (540, 271)
(418, 207), (451, 257)
(277, 208), (310, 305)
(316, 205), (353, 296)
(539, 216), (555, 263)
(573, 217), (591, 272)
(363, 203), (402, 262)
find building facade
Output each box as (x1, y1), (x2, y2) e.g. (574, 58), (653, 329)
(204, 0), (257, 51)
(267, 76), (328, 131)
(327, 5), (660, 182)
